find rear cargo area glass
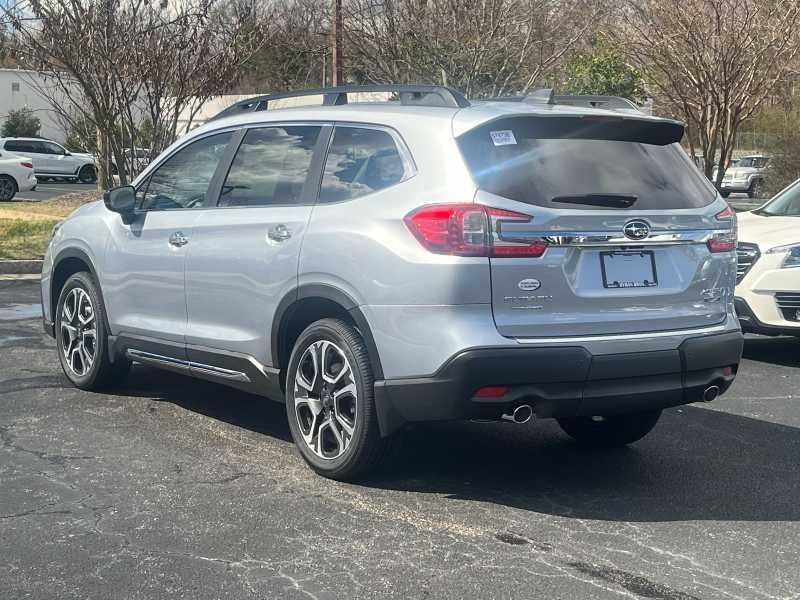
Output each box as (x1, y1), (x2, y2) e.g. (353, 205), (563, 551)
(457, 116), (715, 209)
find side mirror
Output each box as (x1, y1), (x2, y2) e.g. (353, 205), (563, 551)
(104, 185), (136, 221)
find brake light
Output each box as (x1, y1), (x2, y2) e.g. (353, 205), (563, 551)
(404, 204), (547, 258)
(20, 161), (33, 169)
(714, 205), (734, 220)
(707, 232), (736, 253)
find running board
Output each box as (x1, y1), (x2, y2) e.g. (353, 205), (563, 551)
(126, 349), (251, 383)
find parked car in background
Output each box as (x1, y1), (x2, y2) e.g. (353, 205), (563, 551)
(719, 155), (769, 198)
(108, 147), (152, 177)
(41, 85), (743, 481)
(0, 137), (97, 184)
(0, 154), (37, 201)
(735, 178), (800, 337)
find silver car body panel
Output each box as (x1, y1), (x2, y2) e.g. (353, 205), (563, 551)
(42, 98), (741, 385)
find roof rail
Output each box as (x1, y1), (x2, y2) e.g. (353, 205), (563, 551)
(210, 85), (471, 121)
(485, 90), (641, 113)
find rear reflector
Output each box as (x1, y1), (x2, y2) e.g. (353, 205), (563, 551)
(20, 161), (33, 169)
(404, 204), (547, 258)
(474, 386), (508, 398)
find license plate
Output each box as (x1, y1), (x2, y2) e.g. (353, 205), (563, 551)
(600, 251), (658, 289)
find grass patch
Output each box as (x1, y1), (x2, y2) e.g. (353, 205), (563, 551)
(0, 218), (60, 259)
(0, 192), (99, 259)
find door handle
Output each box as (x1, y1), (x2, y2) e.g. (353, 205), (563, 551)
(267, 224), (292, 243)
(169, 231), (189, 247)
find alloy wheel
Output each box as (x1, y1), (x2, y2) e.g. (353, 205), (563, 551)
(60, 288), (96, 377)
(293, 340), (357, 460)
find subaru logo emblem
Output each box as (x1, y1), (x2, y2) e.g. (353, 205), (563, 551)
(623, 220), (650, 240)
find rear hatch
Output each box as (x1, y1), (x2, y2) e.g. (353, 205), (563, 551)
(457, 114), (735, 338)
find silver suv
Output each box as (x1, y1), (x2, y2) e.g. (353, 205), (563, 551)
(41, 85), (744, 480)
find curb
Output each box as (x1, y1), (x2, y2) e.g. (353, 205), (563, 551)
(0, 260), (43, 275)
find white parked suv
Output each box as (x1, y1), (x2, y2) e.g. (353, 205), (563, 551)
(719, 155), (769, 198)
(0, 137), (97, 183)
(0, 153), (37, 200)
(735, 179), (800, 336)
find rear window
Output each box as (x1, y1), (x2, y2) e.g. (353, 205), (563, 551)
(457, 116), (716, 210)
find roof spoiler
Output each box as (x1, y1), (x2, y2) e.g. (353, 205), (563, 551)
(210, 85), (471, 121)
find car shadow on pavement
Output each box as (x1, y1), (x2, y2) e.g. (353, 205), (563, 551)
(108, 345), (800, 524)
(741, 335), (800, 368)
(117, 365), (293, 443)
(364, 406), (800, 523)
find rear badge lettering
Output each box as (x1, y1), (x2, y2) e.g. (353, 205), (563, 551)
(504, 295), (553, 310)
(518, 278), (541, 291)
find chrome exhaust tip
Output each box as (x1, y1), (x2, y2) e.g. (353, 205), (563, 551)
(501, 404), (533, 424)
(703, 385), (720, 402)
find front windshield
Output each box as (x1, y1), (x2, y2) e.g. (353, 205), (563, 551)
(738, 157), (768, 168)
(755, 179), (800, 216)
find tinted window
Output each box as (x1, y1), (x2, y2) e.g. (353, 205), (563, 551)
(5, 140), (36, 153)
(218, 126), (320, 207)
(139, 132), (232, 210)
(40, 141), (65, 155)
(319, 127), (406, 203)
(457, 116), (716, 210)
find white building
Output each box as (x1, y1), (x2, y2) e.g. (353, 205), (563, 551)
(0, 68), (70, 141)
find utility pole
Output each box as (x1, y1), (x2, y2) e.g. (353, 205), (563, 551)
(331, 0), (342, 86)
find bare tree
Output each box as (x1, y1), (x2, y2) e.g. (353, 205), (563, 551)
(619, 0), (800, 183)
(2, 0), (266, 188)
(344, 0), (606, 97)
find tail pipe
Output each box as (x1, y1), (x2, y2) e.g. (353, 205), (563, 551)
(501, 404), (533, 424)
(702, 385), (720, 402)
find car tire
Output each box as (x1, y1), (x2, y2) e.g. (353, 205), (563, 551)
(285, 318), (391, 481)
(0, 175), (18, 201)
(55, 272), (131, 390)
(78, 165), (97, 184)
(556, 410), (662, 448)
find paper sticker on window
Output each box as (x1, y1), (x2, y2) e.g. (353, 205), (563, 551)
(490, 130), (517, 146)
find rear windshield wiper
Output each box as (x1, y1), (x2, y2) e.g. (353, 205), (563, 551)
(551, 194), (638, 209)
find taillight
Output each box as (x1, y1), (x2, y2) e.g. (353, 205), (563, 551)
(707, 232), (736, 253)
(404, 204), (547, 258)
(714, 205), (734, 220)
(20, 161), (33, 169)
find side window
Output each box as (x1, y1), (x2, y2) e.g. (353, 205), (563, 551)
(218, 125), (321, 207)
(319, 127), (407, 203)
(41, 141), (66, 155)
(6, 141), (32, 153)
(139, 132), (232, 211)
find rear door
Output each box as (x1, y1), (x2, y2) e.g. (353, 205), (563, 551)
(184, 123), (327, 366)
(5, 140), (46, 173)
(457, 115), (736, 338)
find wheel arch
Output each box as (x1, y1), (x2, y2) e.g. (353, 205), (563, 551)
(272, 284), (384, 382)
(50, 248), (112, 337)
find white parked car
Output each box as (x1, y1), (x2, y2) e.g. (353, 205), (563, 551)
(735, 179), (800, 336)
(0, 154), (37, 201)
(0, 137), (97, 183)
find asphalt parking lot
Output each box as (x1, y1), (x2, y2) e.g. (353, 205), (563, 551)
(15, 182), (98, 202)
(1, 278), (798, 600)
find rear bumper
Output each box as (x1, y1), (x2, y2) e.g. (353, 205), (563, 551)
(374, 331), (743, 436)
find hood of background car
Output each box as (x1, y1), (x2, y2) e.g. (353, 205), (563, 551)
(738, 211), (799, 249)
